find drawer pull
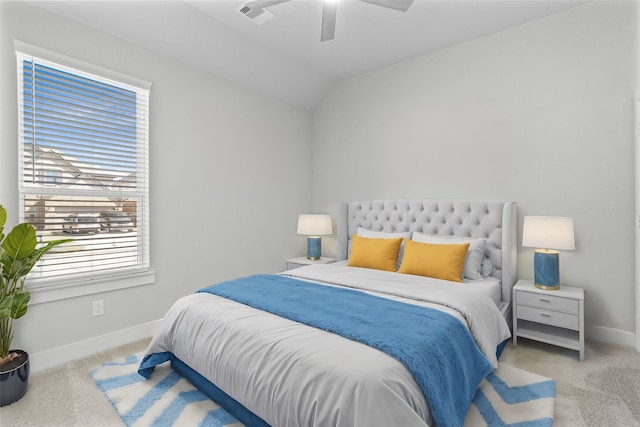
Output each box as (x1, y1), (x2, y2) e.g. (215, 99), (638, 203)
(539, 298), (551, 303)
(540, 313), (552, 317)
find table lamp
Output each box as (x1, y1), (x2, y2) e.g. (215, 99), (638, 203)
(297, 214), (332, 260)
(522, 216), (575, 290)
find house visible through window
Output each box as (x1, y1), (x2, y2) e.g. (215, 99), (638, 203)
(42, 170), (59, 185)
(16, 44), (151, 288)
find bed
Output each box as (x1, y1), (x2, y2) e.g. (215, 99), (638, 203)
(139, 198), (517, 427)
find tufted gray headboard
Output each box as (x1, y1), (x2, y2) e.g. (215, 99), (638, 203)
(336, 199), (517, 304)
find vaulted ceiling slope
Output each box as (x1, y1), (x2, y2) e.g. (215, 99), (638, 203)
(29, 0), (585, 110)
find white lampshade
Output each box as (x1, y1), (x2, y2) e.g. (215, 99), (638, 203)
(522, 216), (575, 250)
(297, 214), (332, 236)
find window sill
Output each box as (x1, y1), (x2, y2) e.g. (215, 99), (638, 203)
(28, 270), (156, 305)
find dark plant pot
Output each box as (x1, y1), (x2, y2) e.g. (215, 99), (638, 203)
(0, 350), (30, 407)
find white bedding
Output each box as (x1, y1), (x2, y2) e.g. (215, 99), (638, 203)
(142, 264), (511, 427)
(323, 260), (502, 306)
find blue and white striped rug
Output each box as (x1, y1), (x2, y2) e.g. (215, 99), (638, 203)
(90, 353), (555, 427)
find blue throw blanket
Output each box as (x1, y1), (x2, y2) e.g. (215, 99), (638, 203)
(197, 274), (492, 427)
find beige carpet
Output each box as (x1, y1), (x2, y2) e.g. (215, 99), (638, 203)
(1, 338), (639, 426)
(500, 339), (640, 427)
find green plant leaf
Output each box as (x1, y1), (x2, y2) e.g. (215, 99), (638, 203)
(9, 292), (29, 319)
(14, 240), (70, 277)
(0, 296), (11, 319)
(2, 222), (37, 260)
(0, 224), (71, 279)
(0, 293), (30, 320)
(0, 204), (6, 238)
(1, 253), (26, 278)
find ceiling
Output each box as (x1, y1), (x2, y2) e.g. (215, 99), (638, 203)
(28, 0), (586, 109)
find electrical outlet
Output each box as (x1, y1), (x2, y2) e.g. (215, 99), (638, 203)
(92, 300), (104, 317)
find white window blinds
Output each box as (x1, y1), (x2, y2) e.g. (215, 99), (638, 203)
(16, 46), (150, 288)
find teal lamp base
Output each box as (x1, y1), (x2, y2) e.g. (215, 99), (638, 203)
(307, 237), (322, 260)
(534, 249), (560, 290)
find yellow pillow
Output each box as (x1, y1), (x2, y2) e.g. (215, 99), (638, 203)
(347, 235), (403, 272)
(398, 239), (470, 282)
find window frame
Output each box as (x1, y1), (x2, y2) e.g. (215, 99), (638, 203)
(14, 40), (154, 303)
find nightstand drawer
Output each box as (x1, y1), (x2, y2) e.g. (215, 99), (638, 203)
(516, 290), (579, 314)
(517, 304), (579, 330)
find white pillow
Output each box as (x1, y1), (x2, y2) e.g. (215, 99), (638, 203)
(355, 227), (411, 270)
(410, 233), (486, 280)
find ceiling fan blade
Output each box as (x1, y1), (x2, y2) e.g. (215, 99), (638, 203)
(321, 0), (338, 42)
(358, 0), (414, 12)
(245, 0), (292, 10)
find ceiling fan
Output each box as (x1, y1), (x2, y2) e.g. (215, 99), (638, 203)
(242, 0), (414, 42)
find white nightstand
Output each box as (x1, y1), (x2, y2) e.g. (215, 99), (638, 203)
(513, 279), (585, 361)
(286, 257), (337, 270)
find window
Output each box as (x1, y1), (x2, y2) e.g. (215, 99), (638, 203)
(16, 42), (151, 290)
(42, 170), (59, 185)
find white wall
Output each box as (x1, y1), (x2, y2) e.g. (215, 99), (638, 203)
(0, 2), (312, 370)
(313, 2), (638, 343)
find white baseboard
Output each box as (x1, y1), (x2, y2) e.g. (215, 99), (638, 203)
(29, 319), (162, 374)
(587, 325), (637, 349)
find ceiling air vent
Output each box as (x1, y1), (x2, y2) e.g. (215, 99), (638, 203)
(237, 4), (275, 26)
